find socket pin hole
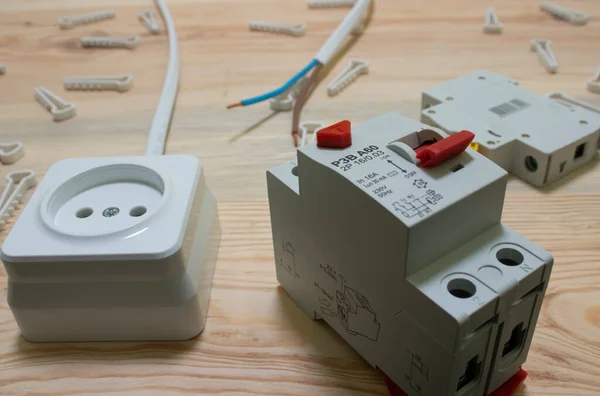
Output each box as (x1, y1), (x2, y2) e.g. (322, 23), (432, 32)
(524, 156), (538, 172)
(76, 207), (93, 219)
(130, 206), (147, 217)
(291, 166), (298, 176)
(496, 248), (524, 266)
(448, 278), (476, 299)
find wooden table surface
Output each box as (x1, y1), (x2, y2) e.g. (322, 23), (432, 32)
(1, 0), (599, 395)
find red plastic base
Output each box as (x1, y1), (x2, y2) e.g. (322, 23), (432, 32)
(377, 367), (528, 396)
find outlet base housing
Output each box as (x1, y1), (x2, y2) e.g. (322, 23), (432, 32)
(1, 154), (220, 342)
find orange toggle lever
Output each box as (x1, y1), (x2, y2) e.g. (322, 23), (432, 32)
(415, 130), (475, 168)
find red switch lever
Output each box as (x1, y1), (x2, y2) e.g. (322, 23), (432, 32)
(415, 130), (475, 168)
(316, 120), (352, 149)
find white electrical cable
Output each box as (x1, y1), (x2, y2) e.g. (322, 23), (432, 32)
(146, 0), (180, 156)
(315, 0), (371, 65)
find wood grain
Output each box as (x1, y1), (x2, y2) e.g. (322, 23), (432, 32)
(1, 0), (599, 394)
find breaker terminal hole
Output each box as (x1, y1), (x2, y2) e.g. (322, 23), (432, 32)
(448, 278), (476, 299)
(502, 322), (526, 357)
(524, 156), (538, 172)
(496, 248), (524, 266)
(457, 356), (481, 391)
(574, 143), (586, 160)
(76, 207), (93, 218)
(291, 166), (299, 176)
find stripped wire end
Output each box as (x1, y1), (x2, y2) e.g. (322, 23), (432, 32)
(292, 131), (300, 147)
(226, 102), (242, 109)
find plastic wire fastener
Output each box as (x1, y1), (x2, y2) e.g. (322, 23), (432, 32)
(415, 130), (475, 168)
(530, 39), (558, 74)
(64, 75), (134, 92)
(0, 142), (25, 165)
(483, 7), (503, 34)
(0, 63), (5, 75)
(249, 21), (307, 37)
(58, 10), (115, 29)
(81, 36), (140, 49)
(327, 59), (368, 96)
(299, 121), (325, 146)
(269, 76), (308, 112)
(138, 10), (160, 34)
(587, 66), (600, 94)
(540, 1), (589, 26)
(548, 91), (600, 114)
(0, 170), (37, 231)
(34, 86), (76, 122)
(307, 0), (356, 8)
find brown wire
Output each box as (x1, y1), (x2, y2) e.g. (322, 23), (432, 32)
(292, 64), (323, 147)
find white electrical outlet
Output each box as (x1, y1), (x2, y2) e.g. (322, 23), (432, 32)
(1, 154), (220, 342)
(421, 70), (600, 187)
(267, 112), (553, 396)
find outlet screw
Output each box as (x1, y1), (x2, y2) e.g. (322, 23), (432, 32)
(102, 207), (120, 217)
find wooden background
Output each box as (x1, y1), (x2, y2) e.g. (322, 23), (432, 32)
(1, 0), (599, 394)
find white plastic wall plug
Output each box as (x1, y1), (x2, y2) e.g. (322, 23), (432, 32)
(34, 86), (76, 122)
(0, 155), (220, 342)
(269, 76), (308, 112)
(81, 36), (140, 50)
(0, 142), (25, 165)
(249, 21), (307, 37)
(327, 59), (368, 96)
(299, 121), (324, 146)
(483, 7), (503, 34)
(139, 10), (160, 34)
(64, 75), (134, 92)
(587, 66), (600, 94)
(530, 39), (558, 74)
(0, 170), (37, 231)
(307, 0), (356, 8)
(59, 10), (116, 29)
(540, 1), (589, 26)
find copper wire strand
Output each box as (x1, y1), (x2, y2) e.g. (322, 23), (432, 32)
(292, 63), (324, 147)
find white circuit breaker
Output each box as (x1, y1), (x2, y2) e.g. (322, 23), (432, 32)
(421, 70), (600, 187)
(1, 155), (220, 342)
(267, 113), (553, 396)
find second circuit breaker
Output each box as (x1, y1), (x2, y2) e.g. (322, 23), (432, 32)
(267, 113), (553, 396)
(421, 70), (600, 187)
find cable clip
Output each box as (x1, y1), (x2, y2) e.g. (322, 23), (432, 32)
(587, 66), (600, 94)
(81, 36), (140, 49)
(327, 59), (368, 96)
(64, 74), (134, 92)
(0, 170), (37, 231)
(249, 21), (307, 37)
(34, 86), (77, 122)
(548, 92), (600, 114)
(58, 10), (115, 29)
(530, 39), (558, 74)
(299, 121), (325, 146)
(269, 76), (308, 112)
(307, 0), (356, 8)
(483, 7), (503, 34)
(138, 10), (160, 34)
(540, 2), (589, 26)
(0, 142), (25, 165)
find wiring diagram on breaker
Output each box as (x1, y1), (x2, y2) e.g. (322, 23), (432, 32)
(278, 240), (300, 278)
(318, 270), (380, 341)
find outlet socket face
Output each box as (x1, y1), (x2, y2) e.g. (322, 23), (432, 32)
(1, 155), (201, 262)
(42, 164), (169, 237)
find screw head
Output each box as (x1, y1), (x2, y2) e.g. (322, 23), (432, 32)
(102, 207), (120, 217)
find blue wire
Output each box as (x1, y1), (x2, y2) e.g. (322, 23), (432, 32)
(240, 59), (320, 106)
